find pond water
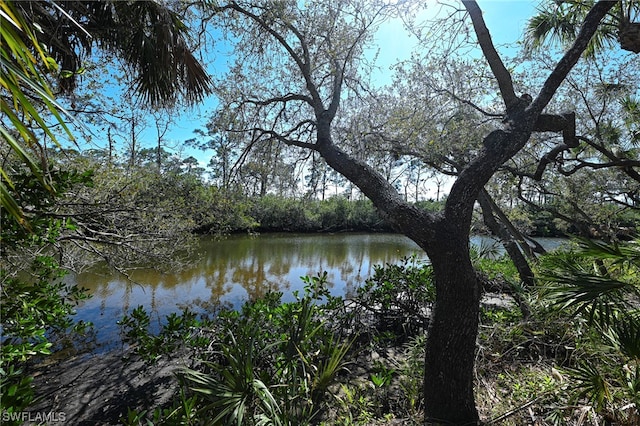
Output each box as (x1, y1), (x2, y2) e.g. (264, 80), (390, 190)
(65, 233), (565, 352)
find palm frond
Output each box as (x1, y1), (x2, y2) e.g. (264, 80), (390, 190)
(526, 8), (581, 50)
(0, 0), (75, 227)
(311, 337), (353, 399)
(539, 238), (640, 328)
(80, 0), (213, 107)
(605, 310), (640, 359)
(621, 95), (640, 129)
(182, 329), (285, 426)
(0, 181), (28, 229)
(544, 271), (634, 326)
(566, 361), (612, 411)
(525, 0), (621, 57)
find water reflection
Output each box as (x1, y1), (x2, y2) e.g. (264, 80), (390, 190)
(68, 233), (565, 352)
(69, 233), (425, 351)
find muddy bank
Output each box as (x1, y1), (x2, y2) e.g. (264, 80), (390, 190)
(28, 349), (192, 425)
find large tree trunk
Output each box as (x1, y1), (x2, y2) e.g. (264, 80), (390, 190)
(318, 141), (483, 424)
(422, 224), (481, 425)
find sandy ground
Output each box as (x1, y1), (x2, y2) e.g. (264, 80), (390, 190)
(28, 350), (190, 425)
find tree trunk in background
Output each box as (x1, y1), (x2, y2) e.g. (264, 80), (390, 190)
(478, 191), (529, 274)
(478, 190), (533, 318)
(129, 113), (137, 171)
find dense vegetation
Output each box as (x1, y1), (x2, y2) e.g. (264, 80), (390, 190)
(116, 244), (640, 425)
(2, 0), (640, 424)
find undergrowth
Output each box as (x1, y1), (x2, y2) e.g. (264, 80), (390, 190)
(113, 243), (640, 425)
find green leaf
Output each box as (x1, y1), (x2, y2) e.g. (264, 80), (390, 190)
(44, 56), (58, 71)
(1, 181), (29, 230)
(7, 384), (17, 396)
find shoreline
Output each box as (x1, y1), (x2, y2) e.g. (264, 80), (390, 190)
(26, 291), (516, 425)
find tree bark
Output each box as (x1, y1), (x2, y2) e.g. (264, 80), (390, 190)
(421, 223), (481, 425)
(478, 189), (533, 318)
(477, 189), (536, 288)
(480, 188), (546, 258)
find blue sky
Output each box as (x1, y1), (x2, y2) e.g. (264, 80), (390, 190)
(371, 1), (538, 76)
(476, 1), (539, 44)
(122, 1), (540, 165)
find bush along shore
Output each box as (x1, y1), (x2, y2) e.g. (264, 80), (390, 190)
(193, 194), (587, 237)
(22, 239), (640, 425)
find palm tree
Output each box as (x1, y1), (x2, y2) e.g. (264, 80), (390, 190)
(16, 0), (213, 106)
(1, 0), (213, 226)
(526, 0), (640, 56)
(539, 238), (640, 418)
(1, 0), (70, 228)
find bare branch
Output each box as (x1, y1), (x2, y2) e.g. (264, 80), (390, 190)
(224, 2), (323, 109)
(435, 87), (503, 118)
(533, 143), (572, 181)
(326, 5), (387, 121)
(462, 1), (517, 109)
(246, 93), (314, 107)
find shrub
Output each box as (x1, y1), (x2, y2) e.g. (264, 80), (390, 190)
(355, 256), (434, 340)
(0, 257), (90, 419)
(536, 238), (640, 423)
(1, 170), (92, 420)
(121, 273), (354, 425)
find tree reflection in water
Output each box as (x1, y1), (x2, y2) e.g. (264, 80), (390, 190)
(66, 233), (564, 352)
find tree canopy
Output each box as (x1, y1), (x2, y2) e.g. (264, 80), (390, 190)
(196, 1), (619, 423)
(0, 0), (213, 226)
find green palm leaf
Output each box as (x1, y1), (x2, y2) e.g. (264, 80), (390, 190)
(183, 330), (283, 426)
(525, 0), (628, 57)
(566, 361), (612, 410)
(545, 271), (632, 326)
(1, 0), (71, 226)
(540, 237), (640, 328)
(1, 0), (213, 228)
(605, 310), (640, 359)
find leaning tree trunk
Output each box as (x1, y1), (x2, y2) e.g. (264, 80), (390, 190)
(477, 189), (536, 316)
(422, 223), (481, 425)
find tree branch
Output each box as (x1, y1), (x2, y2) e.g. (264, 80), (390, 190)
(326, 7), (384, 121)
(529, 1), (617, 115)
(533, 142), (571, 181)
(463, 1), (518, 109)
(317, 141), (436, 243)
(246, 93), (314, 107)
(531, 112), (578, 180)
(435, 87), (504, 118)
(224, 3), (323, 111)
